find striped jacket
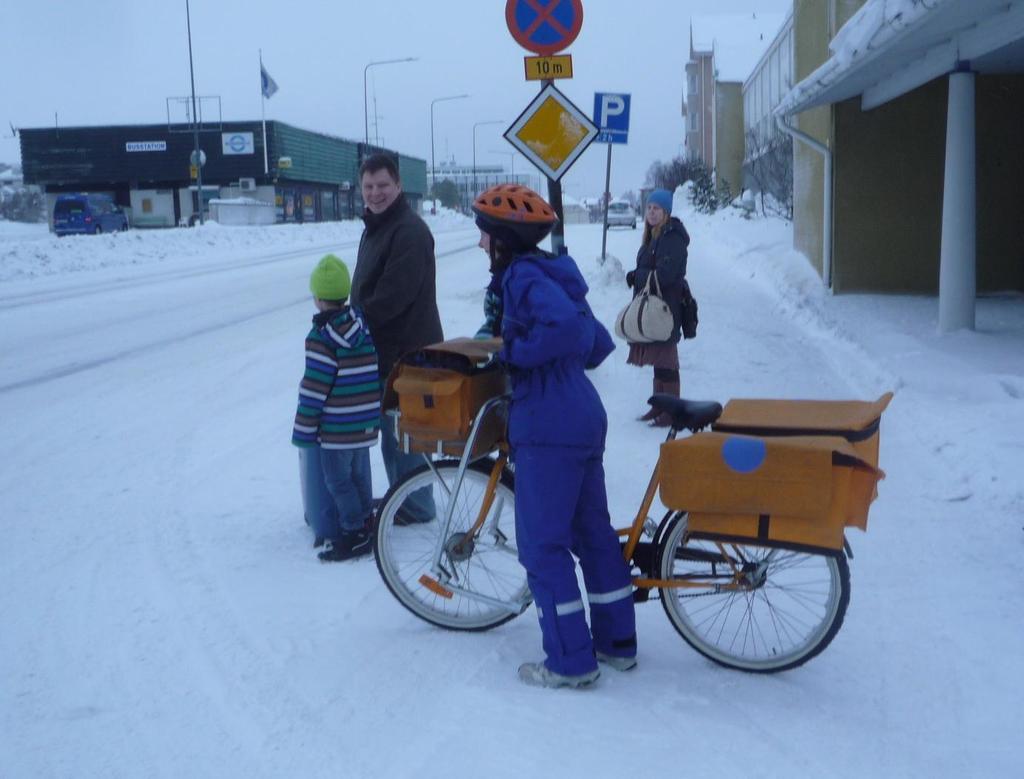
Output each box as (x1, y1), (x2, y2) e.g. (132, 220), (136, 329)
(292, 306), (381, 450)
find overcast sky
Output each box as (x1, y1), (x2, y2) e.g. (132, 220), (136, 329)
(1, 0), (791, 198)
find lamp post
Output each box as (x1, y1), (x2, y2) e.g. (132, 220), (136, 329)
(185, 0), (203, 225)
(429, 93), (469, 213)
(363, 58), (417, 147)
(472, 120), (504, 201)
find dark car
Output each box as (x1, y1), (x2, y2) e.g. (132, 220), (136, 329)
(53, 194), (128, 236)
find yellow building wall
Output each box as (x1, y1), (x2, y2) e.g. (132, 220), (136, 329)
(833, 74), (1024, 293)
(792, 0), (833, 277)
(975, 75), (1024, 293)
(832, 80), (946, 292)
(715, 82), (745, 197)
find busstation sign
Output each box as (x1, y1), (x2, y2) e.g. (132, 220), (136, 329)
(503, 83), (597, 181)
(505, 0), (584, 56)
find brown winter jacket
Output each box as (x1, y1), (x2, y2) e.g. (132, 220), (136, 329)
(350, 194), (444, 379)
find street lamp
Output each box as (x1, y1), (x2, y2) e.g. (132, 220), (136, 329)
(430, 93), (469, 212)
(472, 120), (504, 200)
(363, 58), (418, 147)
(185, 0), (203, 225)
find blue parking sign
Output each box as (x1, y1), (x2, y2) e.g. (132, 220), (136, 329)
(593, 92), (630, 144)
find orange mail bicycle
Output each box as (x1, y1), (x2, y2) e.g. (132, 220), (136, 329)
(373, 340), (891, 673)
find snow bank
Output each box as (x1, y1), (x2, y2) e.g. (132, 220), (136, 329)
(0, 211), (475, 284)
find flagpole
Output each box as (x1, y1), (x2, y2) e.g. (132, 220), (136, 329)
(259, 48), (269, 175)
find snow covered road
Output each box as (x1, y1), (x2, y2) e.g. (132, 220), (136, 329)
(0, 231), (481, 393)
(1, 211), (1020, 778)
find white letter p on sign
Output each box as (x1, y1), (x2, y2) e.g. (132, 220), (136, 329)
(599, 94), (625, 128)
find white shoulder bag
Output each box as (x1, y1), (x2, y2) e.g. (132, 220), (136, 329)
(614, 270), (674, 344)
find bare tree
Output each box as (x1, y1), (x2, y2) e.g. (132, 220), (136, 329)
(645, 155), (699, 191)
(745, 129), (793, 220)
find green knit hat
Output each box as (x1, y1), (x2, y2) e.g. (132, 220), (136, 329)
(309, 254), (351, 300)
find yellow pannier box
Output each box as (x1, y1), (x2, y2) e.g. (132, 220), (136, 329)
(658, 432), (885, 551)
(383, 338), (508, 458)
(711, 393), (893, 468)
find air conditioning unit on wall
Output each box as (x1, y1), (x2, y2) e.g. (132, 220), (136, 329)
(239, 177), (256, 192)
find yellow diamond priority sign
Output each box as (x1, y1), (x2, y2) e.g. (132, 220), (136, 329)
(504, 84), (598, 181)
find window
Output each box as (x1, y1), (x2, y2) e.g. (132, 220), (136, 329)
(54, 200), (85, 217)
(90, 197), (112, 214)
(770, 49), (780, 105)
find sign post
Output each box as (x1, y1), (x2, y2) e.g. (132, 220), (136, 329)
(505, 0), (585, 254)
(593, 92), (631, 262)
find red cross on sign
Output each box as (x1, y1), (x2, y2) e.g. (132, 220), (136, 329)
(505, 0), (584, 57)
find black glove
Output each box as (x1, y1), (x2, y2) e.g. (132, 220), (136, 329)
(626, 270), (635, 288)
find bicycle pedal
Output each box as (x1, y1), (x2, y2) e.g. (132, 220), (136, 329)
(643, 517), (658, 538)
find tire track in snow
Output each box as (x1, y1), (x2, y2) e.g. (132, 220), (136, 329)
(0, 240), (479, 395)
(0, 241), (359, 311)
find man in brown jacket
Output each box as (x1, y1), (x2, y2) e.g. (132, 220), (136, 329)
(350, 153), (443, 520)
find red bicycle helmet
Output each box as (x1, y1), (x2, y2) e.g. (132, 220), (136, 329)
(472, 184), (558, 250)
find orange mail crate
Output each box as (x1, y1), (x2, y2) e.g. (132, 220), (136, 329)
(711, 393), (893, 468)
(659, 432), (885, 551)
(383, 338), (508, 459)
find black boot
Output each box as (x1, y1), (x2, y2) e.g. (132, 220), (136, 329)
(318, 528), (372, 562)
(650, 379), (680, 428)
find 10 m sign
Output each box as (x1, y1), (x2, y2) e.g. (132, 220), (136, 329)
(524, 54), (573, 81)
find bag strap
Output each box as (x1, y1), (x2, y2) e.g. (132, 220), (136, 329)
(643, 234), (666, 298)
(642, 267), (663, 298)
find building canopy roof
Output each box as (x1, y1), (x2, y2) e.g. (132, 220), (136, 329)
(778, 0), (1024, 115)
(691, 13), (786, 82)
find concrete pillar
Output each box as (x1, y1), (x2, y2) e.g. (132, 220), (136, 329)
(938, 70), (976, 332)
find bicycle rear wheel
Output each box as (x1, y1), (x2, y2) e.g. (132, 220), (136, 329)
(374, 459), (530, 631)
(658, 514), (850, 673)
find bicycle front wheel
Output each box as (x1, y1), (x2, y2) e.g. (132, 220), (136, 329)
(374, 459), (530, 631)
(658, 514), (850, 673)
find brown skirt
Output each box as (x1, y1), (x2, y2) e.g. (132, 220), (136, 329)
(627, 341), (679, 369)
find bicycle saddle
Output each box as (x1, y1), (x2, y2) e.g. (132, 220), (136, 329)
(646, 395), (723, 432)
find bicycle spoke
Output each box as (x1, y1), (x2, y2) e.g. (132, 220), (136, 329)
(660, 518), (849, 672)
(375, 461), (530, 631)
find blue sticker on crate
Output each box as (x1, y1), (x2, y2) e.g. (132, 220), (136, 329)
(722, 437), (766, 473)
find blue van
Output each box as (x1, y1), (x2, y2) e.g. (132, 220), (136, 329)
(53, 194), (129, 236)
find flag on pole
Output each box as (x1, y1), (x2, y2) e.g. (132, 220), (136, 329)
(261, 65), (279, 99)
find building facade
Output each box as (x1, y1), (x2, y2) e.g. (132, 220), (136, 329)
(427, 159), (545, 213)
(684, 14), (786, 194)
(20, 121), (427, 228)
(779, 0), (1024, 327)
(743, 11), (795, 200)
(684, 30), (716, 171)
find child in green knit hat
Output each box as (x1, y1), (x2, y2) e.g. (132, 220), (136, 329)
(293, 254), (381, 562)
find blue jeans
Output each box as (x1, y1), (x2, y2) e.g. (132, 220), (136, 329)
(380, 412), (435, 522)
(298, 446), (372, 540)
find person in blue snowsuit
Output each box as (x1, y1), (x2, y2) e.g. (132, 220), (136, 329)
(471, 184), (637, 689)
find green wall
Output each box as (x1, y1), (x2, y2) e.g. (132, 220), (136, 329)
(270, 122), (359, 186)
(398, 154), (427, 198)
